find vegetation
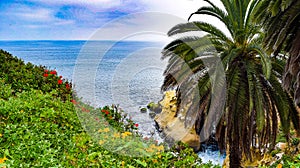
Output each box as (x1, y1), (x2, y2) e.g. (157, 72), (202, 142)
(0, 49), (221, 167)
(161, 0), (300, 167)
(254, 0), (300, 106)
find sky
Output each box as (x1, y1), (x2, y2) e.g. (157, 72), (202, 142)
(0, 0), (225, 40)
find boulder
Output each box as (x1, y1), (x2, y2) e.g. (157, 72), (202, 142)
(140, 107), (147, 113)
(149, 111), (156, 118)
(154, 91), (200, 151)
(275, 142), (287, 151)
(147, 101), (162, 113)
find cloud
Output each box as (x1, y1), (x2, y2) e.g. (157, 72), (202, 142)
(0, 0), (227, 40)
(26, 0), (144, 12)
(13, 6), (54, 22)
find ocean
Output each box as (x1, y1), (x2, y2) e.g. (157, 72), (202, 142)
(0, 40), (224, 165)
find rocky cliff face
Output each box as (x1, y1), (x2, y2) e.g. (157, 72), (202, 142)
(154, 91), (200, 151)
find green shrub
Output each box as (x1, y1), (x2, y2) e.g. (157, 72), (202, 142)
(0, 49), (72, 101)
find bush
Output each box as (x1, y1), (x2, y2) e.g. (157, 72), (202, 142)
(0, 49), (72, 101)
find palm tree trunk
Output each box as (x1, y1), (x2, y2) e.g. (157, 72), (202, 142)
(229, 133), (242, 167)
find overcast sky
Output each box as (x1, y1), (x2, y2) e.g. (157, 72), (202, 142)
(0, 0), (224, 40)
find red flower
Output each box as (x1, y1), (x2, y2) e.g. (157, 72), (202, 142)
(66, 83), (70, 89)
(58, 79), (63, 84)
(44, 70), (49, 73)
(81, 107), (89, 113)
(43, 73), (48, 77)
(50, 70), (57, 75)
(59, 75), (62, 79)
(71, 99), (77, 104)
(102, 109), (109, 113)
(134, 123), (139, 127)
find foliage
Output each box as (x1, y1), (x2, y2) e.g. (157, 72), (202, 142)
(254, 0), (300, 106)
(161, 0), (300, 167)
(261, 154), (300, 168)
(0, 49), (72, 101)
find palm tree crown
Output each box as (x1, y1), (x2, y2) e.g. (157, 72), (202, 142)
(254, 0), (300, 106)
(162, 0), (300, 167)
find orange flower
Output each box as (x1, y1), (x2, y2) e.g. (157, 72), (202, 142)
(277, 164), (282, 168)
(0, 157), (7, 164)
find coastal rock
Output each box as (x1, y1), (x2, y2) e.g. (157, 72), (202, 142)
(140, 107), (147, 113)
(275, 142), (287, 150)
(149, 111), (156, 118)
(154, 91), (200, 151)
(147, 102), (162, 113)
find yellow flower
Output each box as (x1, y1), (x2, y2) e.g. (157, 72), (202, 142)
(157, 145), (164, 151)
(150, 144), (156, 149)
(121, 133), (127, 138)
(98, 128), (110, 133)
(121, 132), (132, 138)
(103, 128), (110, 133)
(113, 133), (120, 138)
(99, 140), (105, 145)
(145, 148), (154, 153)
(0, 157), (7, 164)
(0, 134), (2, 137)
(152, 159), (158, 163)
(121, 161), (125, 166)
(124, 132), (132, 135)
(277, 164), (282, 168)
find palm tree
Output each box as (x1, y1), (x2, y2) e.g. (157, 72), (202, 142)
(254, 0), (300, 106)
(161, 0), (300, 167)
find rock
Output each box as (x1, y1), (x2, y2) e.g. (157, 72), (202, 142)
(147, 102), (162, 113)
(149, 111), (156, 118)
(275, 142), (287, 151)
(147, 102), (155, 109)
(140, 107), (147, 113)
(154, 90), (200, 151)
(274, 152), (284, 160)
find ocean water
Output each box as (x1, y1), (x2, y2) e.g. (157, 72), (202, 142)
(0, 40), (224, 165)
